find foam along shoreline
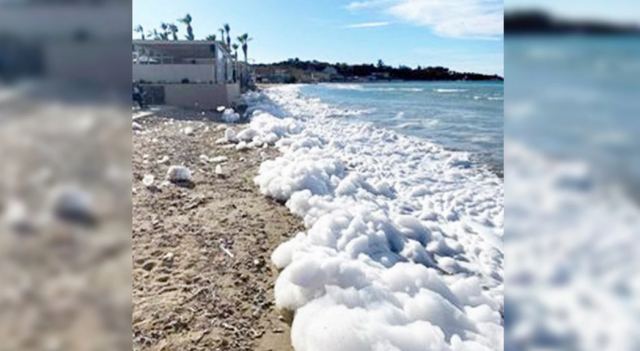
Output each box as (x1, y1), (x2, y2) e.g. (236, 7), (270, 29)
(229, 85), (504, 350)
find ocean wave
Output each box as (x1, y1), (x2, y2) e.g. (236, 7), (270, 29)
(322, 83), (424, 92)
(241, 85), (503, 350)
(474, 95), (503, 101)
(322, 83), (364, 91)
(396, 122), (424, 130)
(435, 88), (467, 93)
(372, 87), (424, 92)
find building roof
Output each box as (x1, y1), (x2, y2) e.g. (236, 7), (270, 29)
(133, 40), (231, 60)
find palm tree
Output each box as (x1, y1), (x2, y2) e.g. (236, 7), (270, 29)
(231, 43), (239, 60)
(134, 25), (145, 40)
(168, 24), (179, 40)
(237, 33), (252, 63)
(206, 34), (217, 41)
(223, 23), (231, 48)
(218, 27), (225, 45)
(159, 23), (169, 40)
(148, 29), (161, 40)
(178, 14), (194, 41)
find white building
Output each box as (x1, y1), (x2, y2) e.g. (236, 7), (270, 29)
(132, 40), (240, 109)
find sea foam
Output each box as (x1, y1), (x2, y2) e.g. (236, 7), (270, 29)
(242, 85), (503, 351)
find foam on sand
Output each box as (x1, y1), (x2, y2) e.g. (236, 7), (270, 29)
(240, 85), (503, 350)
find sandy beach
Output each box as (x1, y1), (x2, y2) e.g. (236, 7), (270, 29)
(132, 107), (301, 351)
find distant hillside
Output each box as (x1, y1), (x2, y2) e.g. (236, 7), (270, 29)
(505, 9), (640, 35)
(254, 59), (502, 84)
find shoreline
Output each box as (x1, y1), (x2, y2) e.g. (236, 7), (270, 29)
(249, 86), (504, 350)
(132, 83), (503, 350)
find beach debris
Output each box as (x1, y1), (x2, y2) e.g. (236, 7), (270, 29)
(222, 108), (240, 123)
(216, 105), (226, 112)
(162, 252), (174, 262)
(210, 156), (228, 163)
(215, 164), (225, 177)
(219, 244), (234, 258)
(224, 128), (237, 142)
(235, 142), (250, 151)
(253, 258), (264, 268)
(183, 126), (194, 135)
(166, 165), (192, 183)
(2, 198), (35, 234)
(142, 174), (155, 187)
(50, 186), (97, 225)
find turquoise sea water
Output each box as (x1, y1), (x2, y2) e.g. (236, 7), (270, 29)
(297, 81), (504, 174)
(506, 37), (640, 194)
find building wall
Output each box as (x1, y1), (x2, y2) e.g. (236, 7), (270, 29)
(141, 83), (240, 109)
(133, 64), (217, 84)
(226, 83), (241, 104)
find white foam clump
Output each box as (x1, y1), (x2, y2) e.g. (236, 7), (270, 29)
(166, 165), (192, 182)
(142, 174), (155, 187)
(232, 111), (303, 149)
(249, 86), (504, 351)
(505, 141), (640, 351)
(222, 108), (240, 123)
(210, 156), (228, 163)
(224, 128), (237, 142)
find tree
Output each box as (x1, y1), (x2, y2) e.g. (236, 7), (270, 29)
(377, 59), (385, 69)
(218, 27), (225, 44)
(148, 29), (161, 40)
(159, 23), (169, 40)
(206, 34), (217, 41)
(178, 14), (194, 40)
(223, 23), (231, 48)
(168, 24), (179, 40)
(231, 43), (239, 60)
(237, 33), (252, 63)
(134, 25), (145, 40)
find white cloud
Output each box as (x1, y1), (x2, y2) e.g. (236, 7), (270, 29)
(346, 0), (395, 10)
(344, 21), (392, 28)
(347, 0), (503, 39)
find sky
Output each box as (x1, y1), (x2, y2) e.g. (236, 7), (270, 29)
(133, 0), (503, 75)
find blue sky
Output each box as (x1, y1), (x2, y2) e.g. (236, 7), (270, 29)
(133, 0), (503, 75)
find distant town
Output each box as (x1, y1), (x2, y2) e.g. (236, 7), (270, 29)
(254, 59), (503, 84)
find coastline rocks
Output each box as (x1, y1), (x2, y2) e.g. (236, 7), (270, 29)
(166, 165), (192, 183)
(50, 186), (97, 225)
